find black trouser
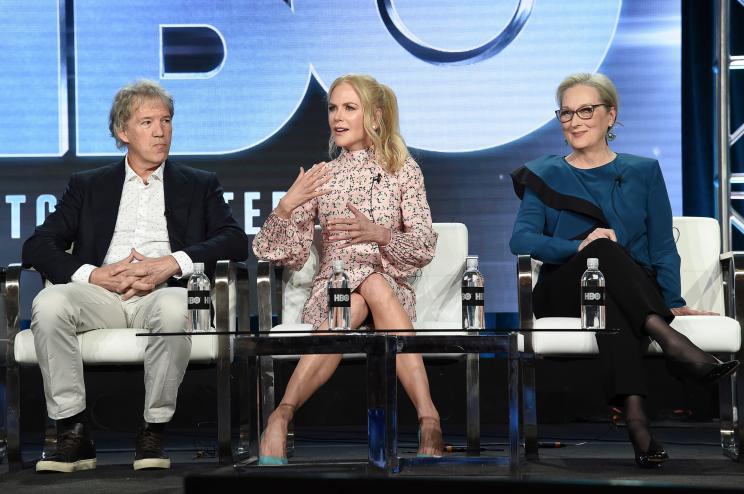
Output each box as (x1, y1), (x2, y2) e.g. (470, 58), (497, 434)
(533, 238), (673, 405)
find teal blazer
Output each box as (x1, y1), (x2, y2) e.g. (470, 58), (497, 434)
(509, 153), (685, 308)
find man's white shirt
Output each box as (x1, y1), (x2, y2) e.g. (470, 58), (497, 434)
(71, 158), (193, 283)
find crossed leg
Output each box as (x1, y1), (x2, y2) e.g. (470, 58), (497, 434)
(259, 273), (443, 459)
(357, 274), (443, 456)
(259, 293), (370, 459)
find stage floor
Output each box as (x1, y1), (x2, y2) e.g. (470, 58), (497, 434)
(2, 422), (743, 493)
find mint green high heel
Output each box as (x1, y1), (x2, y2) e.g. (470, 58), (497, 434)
(258, 455), (288, 465)
(416, 418), (443, 458)
(258, 432), (288, 465)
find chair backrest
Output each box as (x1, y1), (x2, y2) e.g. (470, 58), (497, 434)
(674, 216), (724, 314)
(281, 223), (468, 325)
(412, 223), (468, 323)
(281, 226), (324, 324)
(530, 216), (724, 314)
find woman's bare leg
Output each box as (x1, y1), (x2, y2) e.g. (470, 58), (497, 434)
(259, 293), (370, 459)
(357, 274), (443, 456)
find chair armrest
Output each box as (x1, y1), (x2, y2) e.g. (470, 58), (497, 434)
(517, 255), (534, 330)
(720, 251), (744, 329)
(256, 260), (287, 331)
(256, 260), (274, 332)
(213, 260), (249, 369)
(2, 263), (43, 367)
(214, 260), (249, 333)
(517, 255), (536, 354)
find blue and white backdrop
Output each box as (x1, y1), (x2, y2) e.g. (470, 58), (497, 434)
(0, 0), (680, 313)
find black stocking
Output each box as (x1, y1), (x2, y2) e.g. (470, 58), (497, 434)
(624, 394), (652, 454)
(644, 314), (717, 365)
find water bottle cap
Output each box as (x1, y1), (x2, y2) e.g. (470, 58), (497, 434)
(332, 259), (344, 272)
(587, 258), (599, 270)
(194, 262), (205, 273)
(466, 255), (479, 270)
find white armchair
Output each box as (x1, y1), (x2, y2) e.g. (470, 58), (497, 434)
(255, 223), (482, 452)
(516, 216), (743, 460)
(0, 260), (249, 471)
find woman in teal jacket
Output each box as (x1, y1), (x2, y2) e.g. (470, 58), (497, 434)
(510, 73), (739, 469)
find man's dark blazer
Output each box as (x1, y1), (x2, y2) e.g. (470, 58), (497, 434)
(22, 159), (249, 285)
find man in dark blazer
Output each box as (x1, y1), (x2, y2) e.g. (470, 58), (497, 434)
(22, 80), (248, 473)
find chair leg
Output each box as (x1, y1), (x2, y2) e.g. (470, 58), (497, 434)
(465, 353), (480, 455)
(230, 335), (257, 463)
(521, 358), (539, 460)
(216, 334), (232, 465)
(6, 364), (22, 471)
(719, 353), (742, 461)
(225, 347), (255, 463)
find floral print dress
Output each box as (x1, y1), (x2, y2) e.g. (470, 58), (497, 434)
(253, 147), (438, 329)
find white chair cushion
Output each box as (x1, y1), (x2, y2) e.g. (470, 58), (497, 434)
(14, 328), (219, 365)
(660, 315), (740, 354)
(530, 318), (588, 355)
(529, 315), (740, 355)
(270, 323), (313, 336)
(270, 321), (463, 335)
(527, 217), (741, 357)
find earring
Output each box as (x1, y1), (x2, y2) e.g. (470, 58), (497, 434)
(372, 125), (378, 130)
(607, 125), (616, 141)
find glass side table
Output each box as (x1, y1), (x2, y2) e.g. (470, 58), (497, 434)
(142, 328), (617, 477)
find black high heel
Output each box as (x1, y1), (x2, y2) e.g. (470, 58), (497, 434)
(666, 358), (740, 385)
(634, 439), (669, 469)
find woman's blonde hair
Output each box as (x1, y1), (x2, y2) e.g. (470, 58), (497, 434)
(327, 74), (408, 174)
(555, 72), (619, 114)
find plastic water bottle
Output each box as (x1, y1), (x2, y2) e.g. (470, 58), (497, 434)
(581, 258), (605, 330)
(462, 255), (485, 330)
(187, 262), (211, 332)
(327, 260), (351, 331)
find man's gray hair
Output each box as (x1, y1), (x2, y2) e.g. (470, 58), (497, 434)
(109, 80), (174, 149)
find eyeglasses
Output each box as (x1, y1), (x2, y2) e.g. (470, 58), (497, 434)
(555, 104), (608, 123)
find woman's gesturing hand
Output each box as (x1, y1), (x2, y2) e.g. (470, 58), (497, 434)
(578, 228), (617, 251)
(670, 306), (719, 316)
(325, 203), (391, 246)
(275, 163), (332, 219)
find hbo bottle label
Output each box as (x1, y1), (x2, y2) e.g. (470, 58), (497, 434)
(462, 287), (484, 306)
(581, 287), (605, 306)
(188, 290), (211, 310)
(329, 288), (351, 308)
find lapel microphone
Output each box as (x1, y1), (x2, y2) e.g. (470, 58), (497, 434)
(369, 173), (382, 222)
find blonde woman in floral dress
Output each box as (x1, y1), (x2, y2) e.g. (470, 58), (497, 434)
(253, 74), (443, 463)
